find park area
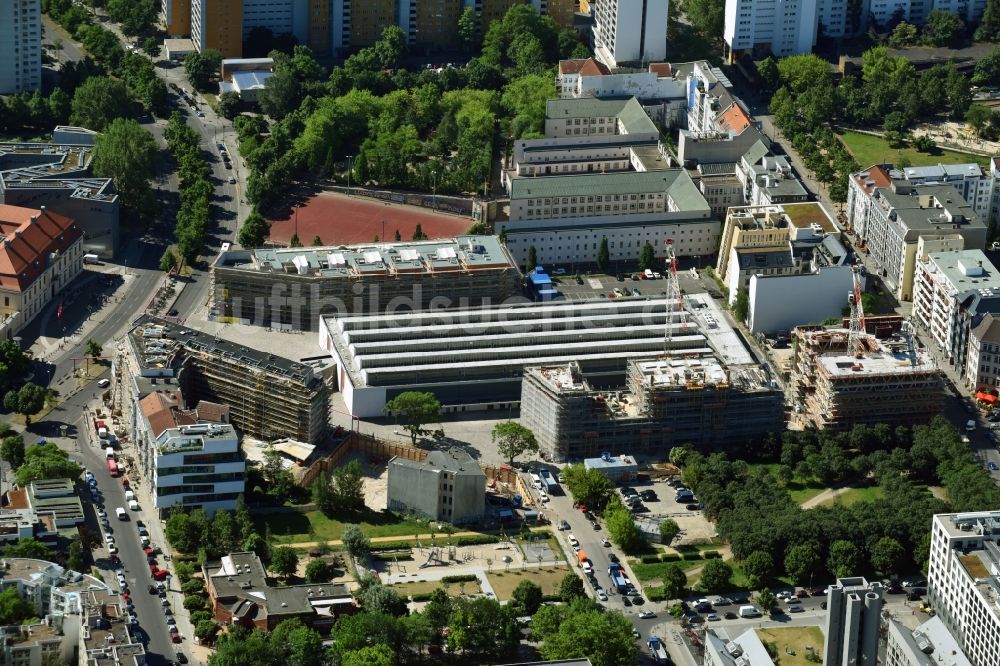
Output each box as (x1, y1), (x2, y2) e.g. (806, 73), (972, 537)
(485, 565), (570, 601)
(756, 626), (825, 666)
(838, 130), (988, 169)
(253, 508), (430, 545)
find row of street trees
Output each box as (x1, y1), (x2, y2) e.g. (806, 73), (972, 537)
(163, 112), (211, 264)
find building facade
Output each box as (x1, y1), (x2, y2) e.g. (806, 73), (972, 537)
(191, 0), (243, 56)
(211, 236), (520, 331)
(885, 617), (972, 666)
(0, 204), (83, 340)
(387, 448), (486, 524)
(592, 0), (669, 68)
(926, 511), (1000, 666)
(0, 0), (41, 94)
(162, 0), (192, 36)
(823, 577), (884, 666)
(966, 314), (1000, 391)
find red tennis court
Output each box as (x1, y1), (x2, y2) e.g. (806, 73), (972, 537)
(267, 191), (472, 246)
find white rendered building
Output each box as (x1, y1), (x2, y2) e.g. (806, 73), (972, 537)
(0, 0), (41, 94)
(593, 0), (669, 68)
(904, 164), (994, 227)
(926, 511), (1000, 666)
(885, 617), (972, 666)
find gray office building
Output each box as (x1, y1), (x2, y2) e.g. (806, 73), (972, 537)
(387, 448), (485, 525)
(824, 577), (884, 666)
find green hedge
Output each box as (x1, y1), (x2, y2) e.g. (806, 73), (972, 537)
(370, 540), (416, 551)
(541, 594), (561, 603)
(371, 551), (413, 561)
(441, 574), (479, 584)
(682, 552), (703, 561)
(660, 553), (680, 562)
(409, 592), (435, 602)
(640, 554), (661, 564)
(646, 586), (669, 602)
(702, 551), (721, 559)
(454, 535), (501, 547)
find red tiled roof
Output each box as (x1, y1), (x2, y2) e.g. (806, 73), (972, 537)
(854, 164), (893, 196)
(195, 401), (229, 423)
(648, 63), (672, 77)
(0, 205), (82, 293)
(715, 103), (752, 135)
(559, 58), (611, 76)
(139, 390), (185, 437)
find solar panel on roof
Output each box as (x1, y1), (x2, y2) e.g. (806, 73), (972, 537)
(436, 247), (457, 260)
(363, 251), (382, 263)
(327, 253), (346, 266)
(399, 249), (420, 261)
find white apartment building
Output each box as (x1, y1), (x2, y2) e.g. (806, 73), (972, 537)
(885, 617), (972, 666)
(593, 0), (669, 68)
(926, 511), (1000, 666)
(555, 58), (689, 126)
(0, 0), (41, 94)
(904, 164), (994, 227)
(724, 0), (986, 62)
(135, 389), (245, 515)
(544, 97), (660, 142)
(967, 313), (1000, 391)
(736, 142), (808, 207)
(912, 248), (1000, 363)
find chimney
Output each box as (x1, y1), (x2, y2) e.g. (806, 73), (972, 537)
(29, 216), (36, 225)
(39, 206), (45, 215)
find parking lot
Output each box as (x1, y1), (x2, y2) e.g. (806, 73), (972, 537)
(548, 266), (710, 303)
(617, 476), (718, 545)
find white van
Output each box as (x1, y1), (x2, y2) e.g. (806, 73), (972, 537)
(124, 490), (135, 502)
(529, 473), (542, 490)
(128, 500), (139, 511)
(105, 447), (115, 459)
(116, 507), (127, 520)
(738, 605), (761, 618)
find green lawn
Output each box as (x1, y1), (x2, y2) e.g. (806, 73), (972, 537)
(629, 558), (705, 582)
(486, 566), (570, 601)
(814, 485), (885, 508)
(838, 130), (988, 168)
(756, 627), (825, 666)
(253, 509), (431, 544)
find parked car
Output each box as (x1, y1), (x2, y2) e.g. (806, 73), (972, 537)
(558, 520), (570, 530)
(638, 611), (656, 619)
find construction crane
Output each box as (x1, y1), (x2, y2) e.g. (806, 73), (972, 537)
(847, 264), (867, 356)
(664, 238), (687, 353)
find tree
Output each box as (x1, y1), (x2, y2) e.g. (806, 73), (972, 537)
(290, 233), (302, 247)
(561, 463), (615, 511)
(92, 118), (157, 215)
(527, 245), (538, 271)
(913, 134), (935, 152)
(732, 286), (749, 322)
(217, 91), (242, 120)
(698, 558), (733, 592)
(238, 208), (270, 248)
(85, 339), (103, 359)
(756, 588), (777, 613)
(741, 551), (774, 590)
(458, 7), (478, 52)
(374, 25), (408, 69)
(269, 546), (299, 578)
(181, 579), (205, 595)
(67, 537), (86, 572)
(412, 224), (427, 241)
(342, 645), (395, 666)
(159, 249), (177, 272)
(341, 524), (371, 559)
(538, 600), (636, 666)
(638, 242), (655, 272)
(185, 49), (222, 90)
(70, 76), (131, 131)
(195, 619), (220, 642)
(870, 536), (905, 577)
(258, 71), (302, 120)
(661, 563), (688, 601)
(883, 111), (910, 134)
(683, 0), (726, 37)
(510, 579), (543, 616)
(605, 502), (643, 553)
(446, 597), (519, 658)
(491, 421), (538, 464)
(331, 459), (365, 512)
(828, 539), (861, 578)
(0, 435), (25, 472)
(384, 391), (441, 445)
(142, 36), (160, 58)
(888, 21), (919, 47)
(0, 587), (35, 625)
(978, 0), (1000, 41)
(183, 594), (207, 611)
(311, 235), (323, 246)
(659, 518), (680, 544)
(5, 384), (47, 425)
(921, 10), (964, 47)
(559, 573), (586, 602)
(305, 559), (333, 583)
(757, 56), (780, 90)
(310, 471), (335, 517)
(597, 238), (609, 272)
(4, 537), (50, 559)
(359, 580), (407, 616)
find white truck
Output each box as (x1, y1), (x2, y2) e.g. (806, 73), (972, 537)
(647, 637), (669, 663)
(739, 605), (761, 618)
(116, 507), (127, 520)
(83, 253), (100, 264)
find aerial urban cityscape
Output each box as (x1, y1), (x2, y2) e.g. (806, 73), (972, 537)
(2, 0), (1000, 665)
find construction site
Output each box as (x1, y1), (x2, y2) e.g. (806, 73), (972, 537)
(788, 269), (944, 429)
(119, 315), (330, 444)
(519, 241), (784, 461)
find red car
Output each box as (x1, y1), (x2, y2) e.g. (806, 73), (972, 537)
(152, 569), (170, 581)
(143, 546), (154, 556)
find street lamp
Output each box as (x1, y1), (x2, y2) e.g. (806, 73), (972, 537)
(347, 155), (353, 197)
(432, 170), (437, 210)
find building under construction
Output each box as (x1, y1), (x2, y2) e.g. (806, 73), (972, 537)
(789, 324), (944, 430)
(120, 315), (329, 444)
(210, 236), (521, 330)
(521, 353), (783, 461)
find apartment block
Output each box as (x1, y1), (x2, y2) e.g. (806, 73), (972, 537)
(725, 0), (987, 62)
(122, 315), (330, 444)
(0, 204), (83, 340)
(789, 323), (944, 429)
(912, 248), (1000, 364)
(387, 448), (486, 524)
(555, 59), (688, 126)
(966, 314), (1000, 392)
(191, 0), (243, 57)
(736, 141), (808, 207)
(885, 617), (972, 666)
(162, 0), (192, 36)
(847, 173), (987, 301)
(0, 0), (41, 94)
(926, 511), (1000, 666)
(824, 577), (884, 666)
(211, 236), (520, 331)
(593, 0), (669, 68)
(705, 628), (776, 666)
